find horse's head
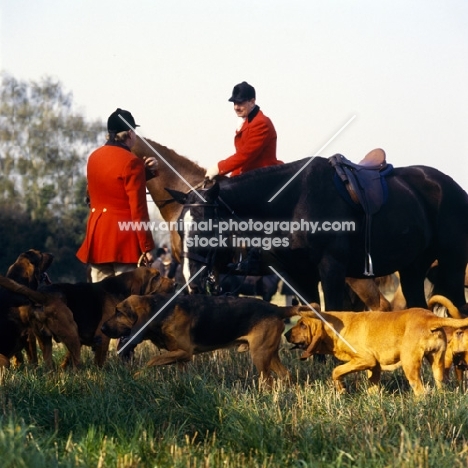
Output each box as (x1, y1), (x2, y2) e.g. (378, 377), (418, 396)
(167, 182), (221, 294)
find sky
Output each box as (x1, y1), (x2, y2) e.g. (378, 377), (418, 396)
(1, 0), (467, 188)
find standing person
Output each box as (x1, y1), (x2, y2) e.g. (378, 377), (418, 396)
(151, 247), (168, 277)
(205, 81), (282, 179)
(77, 108), (157, 283)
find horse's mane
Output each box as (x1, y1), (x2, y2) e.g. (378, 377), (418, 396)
(132, 136), (206, 175)
(132, 136), (207, 262)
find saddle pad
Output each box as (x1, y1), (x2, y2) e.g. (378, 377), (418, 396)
(333, 163), (393, 214)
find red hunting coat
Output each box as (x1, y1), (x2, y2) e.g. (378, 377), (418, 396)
(218, 106), (282, 176)
(76, 143), (155, 264)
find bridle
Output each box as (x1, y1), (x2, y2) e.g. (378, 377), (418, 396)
(181, 201), (220, 265)
(179, 178), (238, 267)
(180, 198), (221, 294)
(180, 189), (266, 296)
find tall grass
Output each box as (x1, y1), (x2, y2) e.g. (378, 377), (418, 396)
(1, 326), (468, 466)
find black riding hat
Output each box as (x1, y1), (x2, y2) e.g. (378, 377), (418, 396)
(228, 82), (256, 103)
(107, 108), (139, 133)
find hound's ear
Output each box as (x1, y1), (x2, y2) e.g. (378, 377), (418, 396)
(165, 188), (188, 204)
(146, 272), (164, 295)
(130, 276), (145, 295)
(300, 324), (323, 360)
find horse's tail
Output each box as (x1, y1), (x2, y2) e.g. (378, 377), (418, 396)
(427, 294), (462, 318)
(0, 275), (47, 304)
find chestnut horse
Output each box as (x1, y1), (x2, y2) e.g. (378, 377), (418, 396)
(132, 136), (205, 264)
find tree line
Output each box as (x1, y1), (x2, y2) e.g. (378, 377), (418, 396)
(0, 73), (105, 281)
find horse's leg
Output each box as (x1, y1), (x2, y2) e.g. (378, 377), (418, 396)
(433, 258), (467, 311)
(346, 278), (392, 311)
(290, 268), (321, 305)
(318, 256), (347, 310)
(398, 265), (427, 308)
(272, 261), (320, 305)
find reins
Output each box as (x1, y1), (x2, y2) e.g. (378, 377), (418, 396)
(146, 179), (208, 207)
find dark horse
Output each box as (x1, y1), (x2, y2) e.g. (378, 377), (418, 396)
(170, 157), (468, 312)
(218, 274), (281, 302)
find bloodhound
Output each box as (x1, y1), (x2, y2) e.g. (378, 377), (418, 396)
(0, 267), (174, 367)
(285, 297), (468, 395)
(0, 249), (54, 367)
(102, 294), (297, 385)
(39, 267), (174, 366)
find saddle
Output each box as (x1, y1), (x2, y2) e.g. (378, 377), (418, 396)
(329, 149), (394, 276)
(329, 148), (392, 214)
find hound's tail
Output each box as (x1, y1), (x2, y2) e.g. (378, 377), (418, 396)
(282, 302), (321, 319)
(0, 275), (47, 304)
(424, 295), (468, 330)
(427, 295), (462, 319)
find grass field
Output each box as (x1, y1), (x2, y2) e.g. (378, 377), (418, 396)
(1, 292), (468, 467)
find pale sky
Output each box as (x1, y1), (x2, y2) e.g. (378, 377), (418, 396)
(1, 0), (467, 188)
